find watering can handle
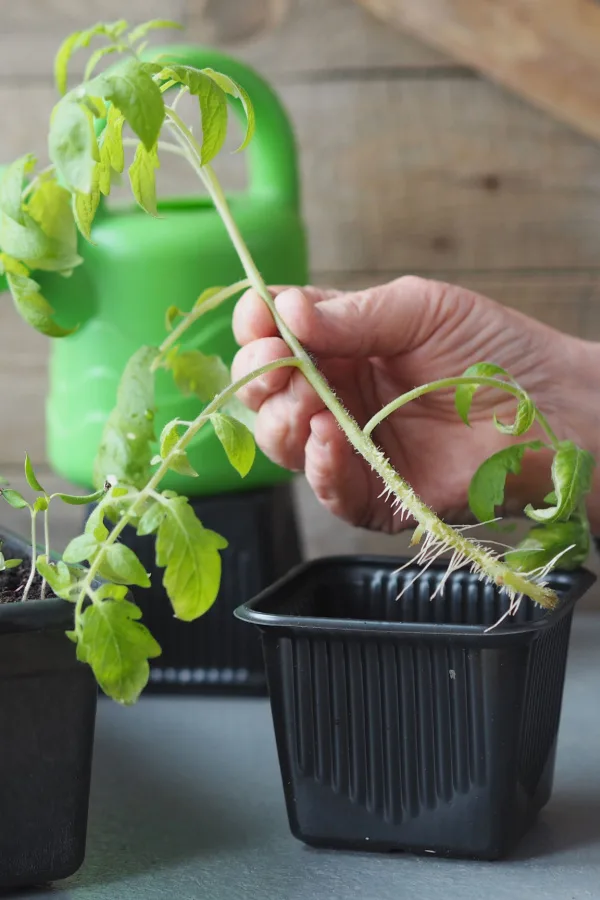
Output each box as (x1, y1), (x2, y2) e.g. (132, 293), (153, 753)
(149, 44), (300, 209)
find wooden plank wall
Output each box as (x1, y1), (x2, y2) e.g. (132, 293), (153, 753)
(0, 0), (598, 595)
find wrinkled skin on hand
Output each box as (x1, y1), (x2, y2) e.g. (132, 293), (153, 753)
(232, 276), (600, 533)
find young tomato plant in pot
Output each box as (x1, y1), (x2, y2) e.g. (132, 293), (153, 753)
(0, 18), (595, 874)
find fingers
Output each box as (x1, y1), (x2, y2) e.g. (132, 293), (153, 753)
(303, 411), (374, 525)
(231, 337), (294, 412)
(253, 375), (327, 471)
(234, 276), (454, 359)
(233, 285), (343, 346)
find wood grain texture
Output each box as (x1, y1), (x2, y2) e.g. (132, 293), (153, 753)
(185, 0), (451, 77)
(0, 2), (185, 82)
(4, 78), (600, 273)
(0, 0), (450, 80)
(357, 0), (600, 145)
(287, 77), (600, 273)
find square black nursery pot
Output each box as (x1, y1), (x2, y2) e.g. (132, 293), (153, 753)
(0, 530), (97, 888)
(235, 555), (594, 861)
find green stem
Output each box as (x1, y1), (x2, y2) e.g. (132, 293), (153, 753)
(40, 505), (50, 600)
(22, 510), (37, 602)
(153, 279), (252, 368)
(73, 356), (303, 629)
(163, 111), (557, 608)
(363, 376), (560, 446)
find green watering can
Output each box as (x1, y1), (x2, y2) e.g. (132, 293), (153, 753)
(9, 46), (308, 494)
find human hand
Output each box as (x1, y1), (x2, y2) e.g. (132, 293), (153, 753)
(232, 277), (600, 533)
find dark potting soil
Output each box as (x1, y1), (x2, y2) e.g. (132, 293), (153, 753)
(0, 562), (56, 604)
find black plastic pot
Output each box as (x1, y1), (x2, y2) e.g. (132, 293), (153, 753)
(118, 483), (302, 695)
(236, 555), (594, 860)
(0, 530), (97, 888)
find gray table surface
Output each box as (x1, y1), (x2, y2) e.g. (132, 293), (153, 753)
(14, 612), (600, 900)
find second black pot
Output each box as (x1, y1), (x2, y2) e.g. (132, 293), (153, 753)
(0, 530), (97, 887)
(236, 555), (594, 860)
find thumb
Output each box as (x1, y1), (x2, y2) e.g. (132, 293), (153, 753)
(274, 276), (450, 359)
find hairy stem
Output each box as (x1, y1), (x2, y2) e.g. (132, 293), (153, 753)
(164, 108), (557, 608)
(73, 356), (303, 630)
(363, 375), (560, 445)
(22, 510), (37, 603)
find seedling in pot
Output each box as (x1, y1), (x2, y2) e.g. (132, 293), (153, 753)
(0, 19), (594, 703)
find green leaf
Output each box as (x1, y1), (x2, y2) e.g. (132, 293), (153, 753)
(0, 489), (29, 510)
(55, 21), (129, 93)
(468, 440), (544, 524)
(128, 19), (183, 45)
(58, 488), (106, 506)
(165, 305), (184, 331)
(95, 583), (129, 602)
(24, 453), (45, 492)
(158, 65), (228, 165)
(33, 496), (48, 513)
(493, 394), (536, 437)
(26, 172), (75, 243)
(1, 558), (22, 570)
(525, 440), (595, 524)
(49, 99), (98, 194)
(165, 348), (229, 402)
(155, 496), (227, 621)
(55, 30), (83, 95)
(159, 419), (181, 458)
(100, 104), (125, 174)
(6, 271), (74, 337)
(63, 533), (99, 564)
(455, 362), (513, 427)
(194, 286), (224, 309)
(96, 543), (150, 588)
(129, 142), (160, 216)
(210, 413), (256, 478)
(81, 21), (128, 45)
(507, 511), (591, 573)
(25, 173), (81, 270)
(222, 394), (256, 431)
(93, 346), (158, 490)
(137, 501), (166, 537)
(37, 556), (84, 601)
(84, 44), (121, 82)
(158, 421), (197, 478)
(202, 68), (255, 152)
(86, 57), (165, 151)
(72, 167), (102, 241)
(75, 598), (161, 704)
(85, 505), (109, 542)
(0, 154), (36, 223)
(0, 213), (50, 264)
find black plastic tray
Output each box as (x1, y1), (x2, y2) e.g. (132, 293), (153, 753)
(236, 555), (594, 859)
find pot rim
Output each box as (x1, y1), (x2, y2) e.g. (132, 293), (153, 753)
(234, 554), (595, 646)
(0, 526), (77, 634)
